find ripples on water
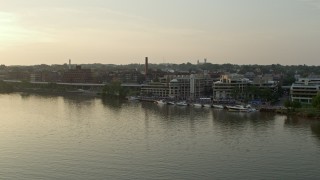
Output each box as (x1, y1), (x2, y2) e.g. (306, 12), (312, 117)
(0, 94), (319, 179)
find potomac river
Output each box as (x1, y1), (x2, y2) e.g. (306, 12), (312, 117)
(0, 93), (320, 179)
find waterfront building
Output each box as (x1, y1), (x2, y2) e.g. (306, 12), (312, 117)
(212, 74), (279, 100)
(121, 70), (143, 83)
(140, 73), (210, 100)
(30, 71), (60, 82)
(244, 72), (255, 81)
(140, 83), (169, 97)
(212, 74), (250, 99)
(62, 65), (94, 83)
(252, 75), (278, 92)
(169, 74), (206, 100)
(30, 73), (41, 82)
(290, 76), (320, 104)
(8, 71), (30, 81)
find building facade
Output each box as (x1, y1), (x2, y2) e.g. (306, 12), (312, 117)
(30, 71), (60, 82)
(212, 73), (279, 101)
(168, 74), (206, 100)
(212, 74), (250, 99)
(290, 77), (320, 104)
(62, 65), (93, 83)
(140, 74), (209, 100)
(140, 83), (169, 97)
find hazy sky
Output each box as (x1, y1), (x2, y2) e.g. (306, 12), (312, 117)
(0, 0), (320, 65)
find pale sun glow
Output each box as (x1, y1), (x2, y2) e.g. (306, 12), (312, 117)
(0, 12), (54, 50)
(0, 0), (320, 65)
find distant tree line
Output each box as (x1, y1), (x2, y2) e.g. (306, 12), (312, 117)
(101, 81), (129, 98)
(1, 63), (319, 75)
(0, 81), (14, 93)
(1, 63), (319, 87)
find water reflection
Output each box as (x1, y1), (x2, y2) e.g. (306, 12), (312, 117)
(140, 102), (211, 120)
(137, 102), (285, 137)
(18, 92), (96, 103)
(101, 97), (124, 110)
(19, 92), (32, 99)
(137, 102), (214, 135)
(284, 115), (315, 135)
(1, 94), (320, 179)
(311, 122), (320, 141)
(284, 116), (310, 127)
(212, 110), (275, 126)
(63, 96), (96, 108)
(283, 115), (320, 144)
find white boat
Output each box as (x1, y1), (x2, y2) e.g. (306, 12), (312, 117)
(127, 96), (140, 101)
(155, 99), (166, 104)
(246, 105), (257, 112)
(248, 108), (257, 112)
(212, 104), (224, 109)
(176, 101), (189, 106)
(193, 103), (203, 107)
(203, 104), (212, 108)
(226, 105), (249, 112)
(167, 101), (175, 105)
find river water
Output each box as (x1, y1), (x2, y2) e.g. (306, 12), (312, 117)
(0, 93), (319, 179)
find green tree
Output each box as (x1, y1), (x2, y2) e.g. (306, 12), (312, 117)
(284, 99), (301, 112)
(282, 75), (295, 86)
(0, 81), (14, 93)
(247, 85), (260, 100)
(292, 101), (302, 109)
(260, 89), (272, 102)
(102, 81), (128, 97)
(312, 93), (320, 109)
(284, 99), (292, 109)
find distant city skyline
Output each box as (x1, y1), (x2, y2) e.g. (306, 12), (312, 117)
(0, 0), (320, 66)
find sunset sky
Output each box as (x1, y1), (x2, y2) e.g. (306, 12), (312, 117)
(0, 0), (320, 65)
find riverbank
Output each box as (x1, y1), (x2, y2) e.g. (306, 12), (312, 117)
(3, 87), (320, 120)
(2, 89), (100, 98)
(275, 108), (320, 119)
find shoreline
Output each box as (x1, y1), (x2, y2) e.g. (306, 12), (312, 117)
(3, 90), (320, 120)
(3, 89), (101, 98)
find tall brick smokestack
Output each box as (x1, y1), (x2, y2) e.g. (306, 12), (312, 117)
(145, 57), (148, 77)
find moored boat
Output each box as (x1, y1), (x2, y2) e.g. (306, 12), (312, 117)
(155, 99), (166, 104)
(246, 105), (257, 112)
(212, 104), (224, 109)
(176, 101), (189, 106)
(226, 105), (249, 112)
(167, 101), (175, 105)
(127, 96), (140, 101)
(193, 103), (203, 107)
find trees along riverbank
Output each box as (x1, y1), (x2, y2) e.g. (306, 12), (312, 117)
(101, 81), (129, 99)
(0, 81), (14, 93)
(0, 80), (94, 95)
(281, 94), (320, 119)
(0, 80), (134, 98)
(230, 85), (282, 105)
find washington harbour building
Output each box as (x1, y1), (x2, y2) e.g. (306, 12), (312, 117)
(140, 74), (210, 100)
(290, 76), (320, 104)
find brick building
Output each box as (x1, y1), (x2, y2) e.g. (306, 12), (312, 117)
(62, 65), (93, 83)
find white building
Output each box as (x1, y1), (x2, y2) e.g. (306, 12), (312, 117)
(212, 74), (250, 99)
(140, 83), (169, 97)
(140, 74), (209, 100)
(290, 77), (320, 104)
(169, 74), (206, 100)
(212, 73), (279, 100)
